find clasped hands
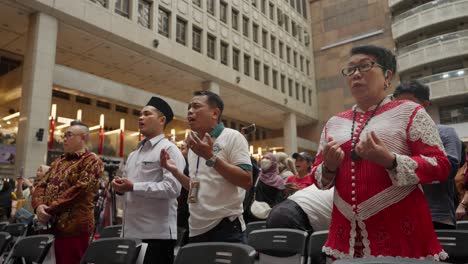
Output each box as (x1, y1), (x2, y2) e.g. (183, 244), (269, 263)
(322, 131), (395, 171)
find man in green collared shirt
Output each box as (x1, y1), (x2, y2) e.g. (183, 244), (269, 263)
(161, 90), (253, 243)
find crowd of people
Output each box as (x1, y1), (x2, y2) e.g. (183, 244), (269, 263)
(1, 44), (467, 264)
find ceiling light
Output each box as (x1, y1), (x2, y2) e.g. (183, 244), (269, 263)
(2, 112), (20, 121)
(6, 121), (11, 125)
(457, 70), (464, 76)
(442, 73), (449, 78)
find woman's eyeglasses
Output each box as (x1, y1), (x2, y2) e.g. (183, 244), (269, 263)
(341, 61), (384, 77)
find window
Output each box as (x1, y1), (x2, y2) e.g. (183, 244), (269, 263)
(242, 16), (249, 37)
(269, 2), (275, 20)
(290, 0), (295, 8)
(138, 0), (151, 28)
(244, 55), (251, 76)
(298, 26), (302, 41)
(220, 42), (229, 65)
(302, 86), (306, 103)
(233, 48), (240, 71)
(306, 60), (310, 76)
(272, 70), (278, 89)
(52, 90), (70, 100)
(193, 0), (201, 7)
(279, 41), (284, 59)
(252, 0), (257, 8)
(207, 0), (215, 15)
(270, 35), (276, 54)
(302, 0), (308, 18)
(300, 56), (304, 72)
(207, 34), (216, 59)
(116, 105), (128, 113)
(97, 100), (111, 109)
(286, 46), (291, 63)
(253, 23), (259, 43)
(158, 8), (170, 37)
(280, 75), (285, 93)
(292, 21), (297, 37)
(262, 30), (268, 49)
(232, 9), (239, 30)
(261, 0), (266, 14)
(288, 79), (293, 97)
(277, 9), (282, 26)
(76, 95), (91, 105)
(293, 51), (297, 68)
(192, 26), (202, 52)
(263, 65), (269, 85)
(220, 1), (228, 23)
(176, 17), (187, 45)
(308, 89), (312, 105)
(284, 15), (289, 32)
(295, 82), (300, 100)
(254, 60), (260, 81)
(115, 0), (129, 17)
(296, 0), (302, 14)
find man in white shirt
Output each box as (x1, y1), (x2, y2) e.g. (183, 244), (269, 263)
(267, 185), (333, 232)
(161, 90), (252, 243)
(112, 96), (185, 264)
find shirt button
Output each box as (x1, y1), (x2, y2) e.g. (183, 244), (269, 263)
(351, 169), (355, 173)
(352, 197), (356, 201)
(352, 183), (356, 187)
(351, 162), (355, 166)
(359, 118), (364, 122)
(352, 205), (356, 209)
(352, 190), (355, 195)
(351, 176), (356, 180)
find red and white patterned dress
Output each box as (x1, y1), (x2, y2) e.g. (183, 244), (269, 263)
(311, 98), (450, 261)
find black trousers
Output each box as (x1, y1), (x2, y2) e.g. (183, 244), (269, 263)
(266, 199), (313, 232)
(142, 239), (176, 264)
(189, 217), (246, 244)
(432, 221), (455, 230)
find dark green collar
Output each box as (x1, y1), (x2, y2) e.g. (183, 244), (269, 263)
(209, 122), (225, 138)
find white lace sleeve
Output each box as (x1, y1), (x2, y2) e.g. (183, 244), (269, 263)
(315, 164), (335, 189)
(387, 154), (419, 186)
(409, 109), (445, 152)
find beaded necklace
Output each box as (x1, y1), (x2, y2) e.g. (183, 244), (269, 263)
(349, 98), (386, 161)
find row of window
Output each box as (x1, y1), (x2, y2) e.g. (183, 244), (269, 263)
(161, 10), (310, 75)
(194, 0), (309, 47)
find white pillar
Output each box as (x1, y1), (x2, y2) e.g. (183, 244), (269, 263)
(283, 112), (298, 155)
(202, 81), (220, 94)
(15, 13), (58, 178)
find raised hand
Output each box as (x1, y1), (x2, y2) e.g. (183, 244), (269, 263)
(186, 131), (214, 160)
(160, 149), (179, 174)
(322, 136), (344, 171)
(355, 131), (395, 169)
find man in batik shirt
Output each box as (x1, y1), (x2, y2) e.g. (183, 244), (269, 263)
(32, 120), (103, 264)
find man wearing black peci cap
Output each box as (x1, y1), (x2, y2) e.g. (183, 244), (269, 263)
(112, 96), (185, 264)
(285, 152), (315, 194)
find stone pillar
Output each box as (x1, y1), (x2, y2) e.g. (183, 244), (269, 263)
(202, 81), (220, 94)
(15, 13), (58, 178)
(283, 112), (298, 155)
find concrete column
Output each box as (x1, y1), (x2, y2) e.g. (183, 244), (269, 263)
(202, 81), (220, 94)
(16, 13), (58, 178)
(283, 112), (298, 155)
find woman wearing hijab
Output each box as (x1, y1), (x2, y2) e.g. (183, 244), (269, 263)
(255, 153), (286, 207)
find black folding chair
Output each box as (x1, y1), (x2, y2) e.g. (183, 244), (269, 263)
(3, 235), (54, 264)
(246, 221), (267, 237)
(332, 257), (443, 263)
(99, 224), (122, 238)
(436, 230), (468, 264)
(307, 230), (328, 264)
(456, 220), (468, 230)
(0, 222), (9, 231)
(4, 223), (28, 238)
(80, 238), (142, 264)
(248, 228), (308, 264)
(174, 242), (256, 264)
(0, 232), (12, 256)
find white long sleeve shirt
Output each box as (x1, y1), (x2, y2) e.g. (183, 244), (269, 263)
(122, 134), (185, 240)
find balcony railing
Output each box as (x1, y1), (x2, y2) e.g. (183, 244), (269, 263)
(392, 0), (468, 39)
(418, 68), (468, 100)
(397, 30), (468, 72)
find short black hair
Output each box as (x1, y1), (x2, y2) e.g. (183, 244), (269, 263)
(393, 80), (430, 102)
(193, 90), (224, 121)
(351, 45), (397, 78)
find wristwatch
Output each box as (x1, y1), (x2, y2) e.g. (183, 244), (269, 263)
(205, 155), (218, 167)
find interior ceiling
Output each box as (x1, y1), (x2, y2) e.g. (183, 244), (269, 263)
(0, 0), (312, 129)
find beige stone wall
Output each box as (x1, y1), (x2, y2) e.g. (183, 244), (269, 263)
(308, 0), (398, 142)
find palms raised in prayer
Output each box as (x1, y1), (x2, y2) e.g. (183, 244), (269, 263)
(160, 149), (179, 174)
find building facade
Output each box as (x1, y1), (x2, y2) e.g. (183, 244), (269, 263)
(0, 0), (318, 177)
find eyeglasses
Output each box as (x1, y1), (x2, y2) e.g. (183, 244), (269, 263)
(341, 61), (384, 77)
(61, 132), (80, 140)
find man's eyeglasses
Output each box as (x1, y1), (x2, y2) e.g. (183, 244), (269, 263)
(341, 61), (384, 77)
(61, 132), (80, 140)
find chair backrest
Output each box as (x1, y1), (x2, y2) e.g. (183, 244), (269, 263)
(246, 221), (267, 237)
(3, 223), (28, 238)
(3, 235), (54, 264)
(307, 230), (328, 264)
(0, 232), (12, 255)
(456, 220), (468, 230)
(248, 228), (308, 264)
(80, 238), (142, 264)
(332, 257), (441, 263)
(99, 224), (123, 238)
(0, 222), (9, 231)
(436, 229), (468, 264)
(174, 242), (256, 264)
